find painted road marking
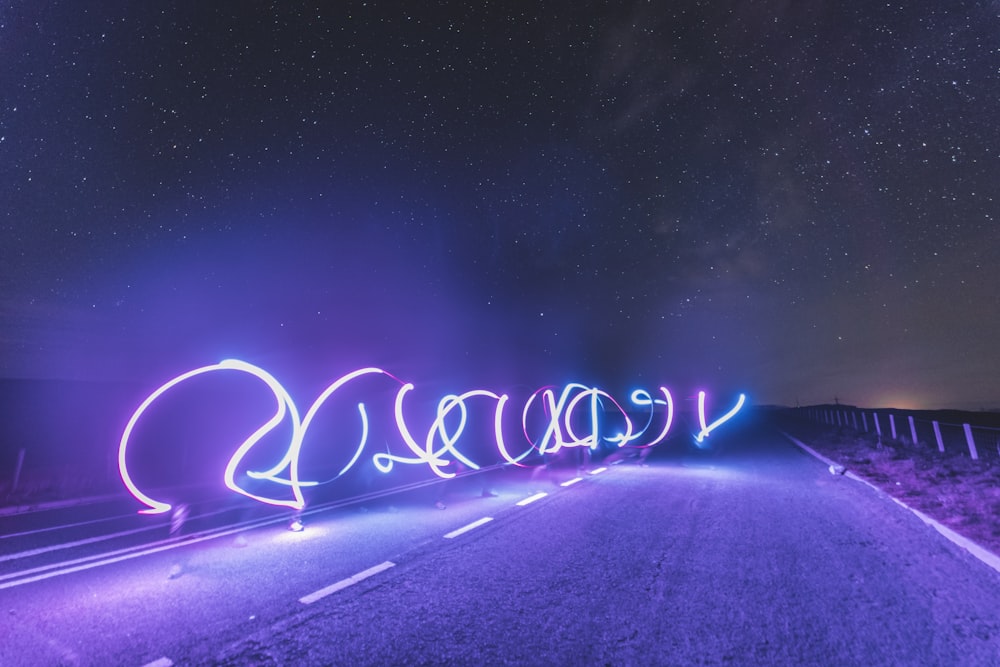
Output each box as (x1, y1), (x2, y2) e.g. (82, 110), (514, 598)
(0, 522), (274, 590)
(141, 657), (173, 667)
(783, 432), (1000, 576)
(559, 477), (583, 487)
(589, 466), (608, 475)
(515, 492), (548, 507)
(443, 517), (494, 539)
(1, 524), (167, 563)
(299, 561), (396, 604)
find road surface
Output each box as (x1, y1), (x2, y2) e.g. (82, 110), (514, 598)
(2, 413), (998, 665)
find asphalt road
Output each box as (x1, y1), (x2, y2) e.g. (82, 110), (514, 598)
(2, 413), (999, 666)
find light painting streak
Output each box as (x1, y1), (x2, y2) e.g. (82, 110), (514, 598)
(608, 388), (674, 448)
(118, 359), (299, 515)
(523, 383), (635, 456)
(247, 367), (391, 486)
(118, 358), (747, 514)
(378, 386), (507, 478)
(695, 392), (747, 443)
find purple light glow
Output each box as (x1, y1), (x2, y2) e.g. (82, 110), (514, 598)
(247, 367), (392, 486)
(118, 359), (746, 513)
(379, 386), (508, 478)
(118, 359), (300, 514)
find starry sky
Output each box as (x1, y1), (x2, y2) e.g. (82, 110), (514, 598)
(2, 1), (998, 410)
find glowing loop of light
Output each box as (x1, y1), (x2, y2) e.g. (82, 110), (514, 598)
(118, 359), (746, 514)
(248, 366), (391, 486)
(606, 388), (674, 448)
(695, 391), (747, 443)
(375, 387), (504, 477)
(520, 384), (632, 456)
(118, 359), (301, 515)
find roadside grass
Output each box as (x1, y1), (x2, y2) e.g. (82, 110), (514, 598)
(781, 416), (1000, 556)
(1, 466), (118, 509)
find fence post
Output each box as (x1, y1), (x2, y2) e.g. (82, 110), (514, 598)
(874, 413), (881, 438)
(12, 448), (26, 493)
(963, 424), (979, 460)
(908, 416), (918, 446)
(932, 421), (944, 452)
(890, 414), (897, 440)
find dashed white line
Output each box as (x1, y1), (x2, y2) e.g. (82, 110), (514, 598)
(560, 477), (583, 487)
(589, 466), (608, 475)
(141, 657), (173, 667)
(299, 561), (396, 604)
(515, 492), (548, 507)
(443, 516), (494, 539)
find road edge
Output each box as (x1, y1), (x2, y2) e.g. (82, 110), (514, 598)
(0, 493), (128, 518)
(781, 431), (1000, 577)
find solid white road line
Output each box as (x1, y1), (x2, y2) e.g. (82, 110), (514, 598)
(0, 522), (269, 589)
(0, 523), (166, 563)
(299, 561), (396, 604)
(783, 432), (1000, 576)
(443, 516), (494, 539)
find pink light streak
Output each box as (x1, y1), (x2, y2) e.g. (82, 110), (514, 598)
(118, 359), (300, 515)
(118, 359), (746, 513)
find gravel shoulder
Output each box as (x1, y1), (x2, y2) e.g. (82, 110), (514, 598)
(779, 414), (1000, 556)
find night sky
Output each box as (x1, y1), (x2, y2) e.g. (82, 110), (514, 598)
(2, 1), (999, 410)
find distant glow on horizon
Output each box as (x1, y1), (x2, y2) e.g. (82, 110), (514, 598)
(695, 392), (747, 443)
(118, 359), (746, 514)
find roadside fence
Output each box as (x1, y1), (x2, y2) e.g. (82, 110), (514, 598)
(801, 406), (1000, 461)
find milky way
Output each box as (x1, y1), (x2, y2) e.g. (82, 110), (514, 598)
(2, 1), (998, 410)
